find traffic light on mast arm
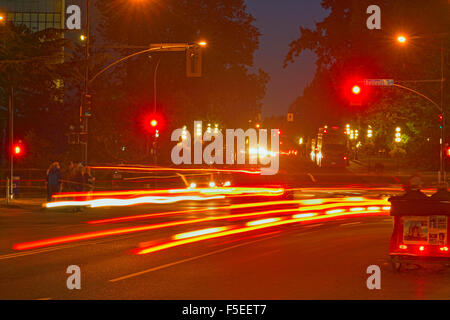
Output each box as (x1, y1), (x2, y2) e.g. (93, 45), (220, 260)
(341, 78), (367, 107)
(349, 84), (363, 106)
(186, 47), (202, 77)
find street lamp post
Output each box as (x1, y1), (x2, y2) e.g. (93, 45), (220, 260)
(81, 0), (91, 166)
(7, 87), (14, 204)
(396, 34), (447, 184)
(1, 14), (14, 203)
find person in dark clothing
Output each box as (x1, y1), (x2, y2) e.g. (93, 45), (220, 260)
(83, 166), (95, 192)
(62, 161), (75, 192)
(47, 162), (62, 201)
(73, 163), (85, 192)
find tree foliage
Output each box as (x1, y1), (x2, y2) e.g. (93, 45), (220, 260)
(0, 22), (75, 167)
(285, 0), (449, 156)
(92, 0), (269, 163)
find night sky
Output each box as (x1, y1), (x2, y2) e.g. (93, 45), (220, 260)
(245, 0), (329, 117)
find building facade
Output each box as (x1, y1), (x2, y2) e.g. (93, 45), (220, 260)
(0, 0), (65, 32)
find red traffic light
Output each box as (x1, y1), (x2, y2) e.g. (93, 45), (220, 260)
(143, 113), (164, 134)
(446, 147), (450, 158)
(12, 143), (23, 156)
(352, 85), (361, 95)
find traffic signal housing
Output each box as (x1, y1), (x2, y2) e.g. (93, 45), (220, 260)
(352, 85), (361, 95)
(143, 113), (164, 135)
(186, 47), (202, 77)
(12, 141), (24, 157)
(83, 94), (92, 117)
(349, 84), (363, 106)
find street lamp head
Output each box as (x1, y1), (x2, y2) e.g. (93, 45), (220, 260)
(80, 34), (87, 41)
(0, 15), (5, 22)
(396, 35), (407, 44)
(198, 41), (207, 47)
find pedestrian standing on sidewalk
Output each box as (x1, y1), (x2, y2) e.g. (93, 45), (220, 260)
(83, 166), (95, 192)
(73, 163), (85, 192)
(62, 161), (75, 192)
(46, 162), (62, 202)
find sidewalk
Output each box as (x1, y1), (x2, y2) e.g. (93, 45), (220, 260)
(0, 197), (46, 211)
(347, 159), (444, 181)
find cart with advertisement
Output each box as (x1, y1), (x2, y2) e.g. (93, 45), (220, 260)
(389, 197), (450, 272)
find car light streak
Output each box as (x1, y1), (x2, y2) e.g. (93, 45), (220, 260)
(325, 209), (345, 214)
(246, 218), (281, 226)
(45, 195), (225, 208)
(87, 198), (389, 225)
(349, 207), (365, 212)
(14, 208), (302, 251)
(136, 208), (388, 255)
(90, 166), (261, 175)
(16, 201), (389, 251)
(173, 227), (228, 240)
(51, 187), (285, 201)
(292, 213), (317, 219)
(87, 199), (301, 224)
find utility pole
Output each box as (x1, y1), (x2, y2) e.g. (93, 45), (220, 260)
(7, 87), (13, 204)
(440, 39), (446, 184)
(152, 58), (161, 165)
(81, 0), (90, 166)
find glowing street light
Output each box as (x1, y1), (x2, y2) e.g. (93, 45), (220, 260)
(396, 35), (407, 44)
(80, 34), (87, 41)
(198, 41), (207, 47)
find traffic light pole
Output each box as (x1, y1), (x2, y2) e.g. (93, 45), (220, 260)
(81, 0), (90, 166)
(440, 39), (446, 184)
(7, 86), (13, 204)
(391, 82), (444, 184)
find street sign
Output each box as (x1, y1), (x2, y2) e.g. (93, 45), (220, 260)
(150, 43), (188, 52)
(364, 79), (394, 86)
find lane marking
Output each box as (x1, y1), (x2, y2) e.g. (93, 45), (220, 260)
(303, 223), (324, 228)
(0, 243), (87, 260)
(109, 234), (280, 283)
(340, 222), (362, 227)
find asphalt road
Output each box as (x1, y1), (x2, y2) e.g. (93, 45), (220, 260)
(1, 194), (449, 299)
(1, 163), (448, 300)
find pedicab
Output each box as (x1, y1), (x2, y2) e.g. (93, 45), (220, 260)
(389, 191), (450, 272)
